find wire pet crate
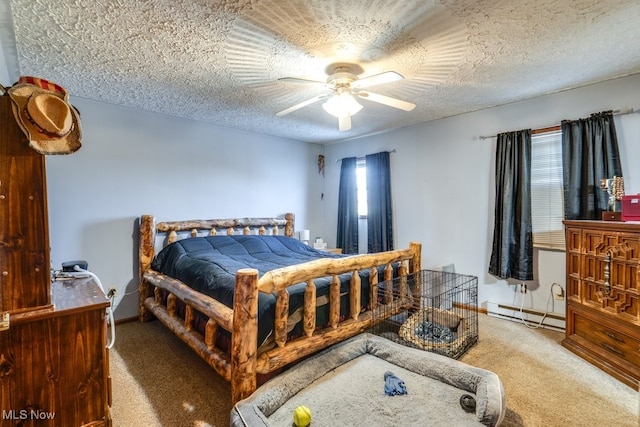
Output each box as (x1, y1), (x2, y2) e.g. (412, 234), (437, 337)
(369, 269), (478, 359)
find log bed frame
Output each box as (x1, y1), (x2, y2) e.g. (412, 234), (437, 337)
(138, 213), (422, 404)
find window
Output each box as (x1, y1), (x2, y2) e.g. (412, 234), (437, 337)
(530, 129), (565, 249)
(356, 158), (367, 217)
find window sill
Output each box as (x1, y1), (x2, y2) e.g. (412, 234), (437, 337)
(533, 244), (566, 252)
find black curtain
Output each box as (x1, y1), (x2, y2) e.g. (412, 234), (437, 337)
(366, 151), (393, 253)
(561, 111), (623, 220)
(336, 157), (359, 254)
(489, 130), (534, 281)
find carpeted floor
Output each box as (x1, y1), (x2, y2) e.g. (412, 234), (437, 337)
(109, 314), (639, 426)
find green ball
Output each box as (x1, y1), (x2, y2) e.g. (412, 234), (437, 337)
(293, 405), (311, 427)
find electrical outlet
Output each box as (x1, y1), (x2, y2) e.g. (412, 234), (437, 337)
(520, 284), (527, 293)
(553, 286), (565, 300)
(107, 288), (117, 298)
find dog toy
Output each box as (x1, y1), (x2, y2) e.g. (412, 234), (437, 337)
(384, 371), (407, 396)
(293, 405), (311, 427)
(459, 394), (477, 413)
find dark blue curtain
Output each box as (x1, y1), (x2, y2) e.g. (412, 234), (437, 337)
(336, 157), (359, 254)
(561, 111), (622, 220)
(366, 151), (393, 253)
(489, 130), (533, 281)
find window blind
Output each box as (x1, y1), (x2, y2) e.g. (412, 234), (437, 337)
(531, 130), (565, 250)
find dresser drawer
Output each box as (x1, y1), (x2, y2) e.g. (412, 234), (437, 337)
(574, 314), (640, 366)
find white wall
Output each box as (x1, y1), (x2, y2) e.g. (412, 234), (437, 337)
(40, 74), (640, 322)
(45, 98), (324, 320)
(323, 74), (640, 319)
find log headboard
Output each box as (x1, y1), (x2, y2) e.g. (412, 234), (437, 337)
(139, 212), (295, 279)
(138, 213), (295, 300)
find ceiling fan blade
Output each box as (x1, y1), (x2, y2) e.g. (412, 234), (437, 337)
(351, 71), (404, 89)
(276, 94), (327, 116)
(338, 114), (351, 131)
(278, 77), (326, 85)
(357, 91), (416, 112)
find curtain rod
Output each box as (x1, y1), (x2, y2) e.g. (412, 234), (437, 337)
(478, 107), (638, 140)
(335, 149), (396, 162)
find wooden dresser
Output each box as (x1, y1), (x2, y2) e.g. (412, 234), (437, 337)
(563, 220), (640, 388)
(0, 92), (111, 425)
(0, 278), (111, 426)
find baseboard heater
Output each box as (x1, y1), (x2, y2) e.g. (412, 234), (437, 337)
(487, 301), (565, 332)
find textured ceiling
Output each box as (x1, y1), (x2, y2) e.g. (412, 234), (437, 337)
(1, 0), (640, 144)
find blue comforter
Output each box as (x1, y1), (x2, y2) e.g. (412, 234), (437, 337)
(151, 235), (365, 345)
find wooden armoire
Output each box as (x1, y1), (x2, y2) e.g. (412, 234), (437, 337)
(0, 93), (111, 425)
(563, 220), (640, 388)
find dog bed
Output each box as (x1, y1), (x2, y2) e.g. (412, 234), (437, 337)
(230, 333), (505, 426)
(399, 307), (475, 358)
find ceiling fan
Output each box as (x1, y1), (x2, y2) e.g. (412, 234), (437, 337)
(276, 63), (416, 131)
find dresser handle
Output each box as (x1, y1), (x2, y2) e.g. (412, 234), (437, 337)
(603, 252), (611, 295)
(604, 331), (624, 343)
(601, 343), (624, 357)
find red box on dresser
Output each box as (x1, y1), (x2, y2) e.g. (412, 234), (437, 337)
(622, 194), (640, 221)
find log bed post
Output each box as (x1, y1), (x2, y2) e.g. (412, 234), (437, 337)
(409, 241), (422, 273)
(285, 213), (294, 237)
(139, 214), (156, 322)
(409, 241), (422, 309)
(231, 268), (260, 405)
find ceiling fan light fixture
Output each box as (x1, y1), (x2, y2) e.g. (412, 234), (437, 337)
(277, 64), (411, 132)
(322, 90), (363, 118)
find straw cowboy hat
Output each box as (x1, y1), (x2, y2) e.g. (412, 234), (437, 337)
(7, 76), (81, 155)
